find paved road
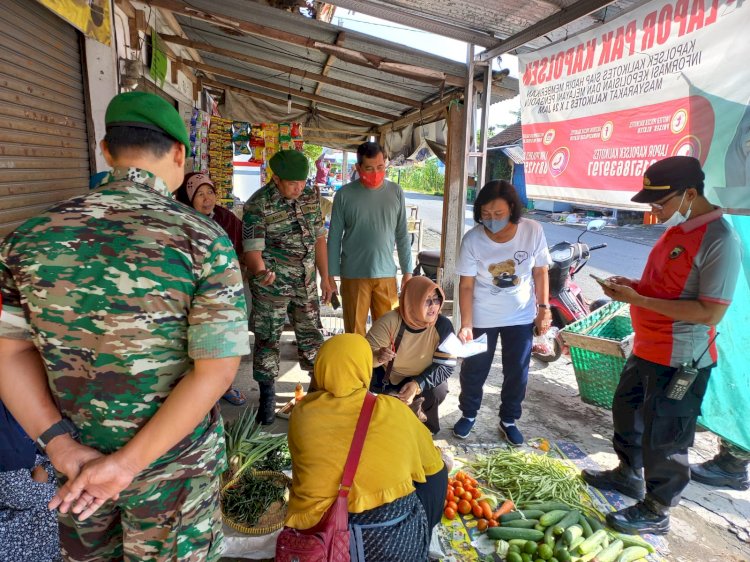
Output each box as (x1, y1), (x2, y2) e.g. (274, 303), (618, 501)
(405, 192), (651, 300)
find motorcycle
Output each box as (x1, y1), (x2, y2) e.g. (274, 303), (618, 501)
(413, 248), (440, 281)
(532, 218), (610, 363)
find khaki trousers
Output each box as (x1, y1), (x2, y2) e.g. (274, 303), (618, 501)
(340, 277), (398, 336)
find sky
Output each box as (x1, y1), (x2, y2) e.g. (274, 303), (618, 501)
(331, 10), (522, 132)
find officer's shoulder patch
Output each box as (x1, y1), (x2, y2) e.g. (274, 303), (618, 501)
(264, 210), (288, 224)
(669, 246), (685, 259)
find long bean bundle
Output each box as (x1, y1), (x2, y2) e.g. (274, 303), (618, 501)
(222, 472), (287, 527)
(469, 449), (595, 516)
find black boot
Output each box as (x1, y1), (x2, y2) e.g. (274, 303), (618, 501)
(691, 446), (750, 491)
(606, 496), (670, 535)
(582, 464), (646, 500)
(256, 381), (276, 425)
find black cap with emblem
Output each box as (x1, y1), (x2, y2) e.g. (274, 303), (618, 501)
(631, 156), (705, 203)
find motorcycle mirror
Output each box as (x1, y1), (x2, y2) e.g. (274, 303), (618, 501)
(587, 219), (607, 232)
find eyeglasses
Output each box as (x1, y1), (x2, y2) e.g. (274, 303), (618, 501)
(424, 297), (441, 308)
(649, 191), (680, 211)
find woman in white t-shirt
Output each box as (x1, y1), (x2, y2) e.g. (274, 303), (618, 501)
(452, 180), (552, 444)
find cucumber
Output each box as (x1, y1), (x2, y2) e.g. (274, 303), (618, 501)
(487, 527), (545, 542)
(557, 510), (581, 531)
(535, 524), (546, 532)
(544, 524), (556, 546)
(510, 539), (530, 548)
(585, 515), (604, 533)
(576, 547), (603, 562)
(519, 501), (571, 512)
(538, 544), (554, 560)
(578, 529), (608, 554)
(502, 509), (546, 523)
(592, 539), (623, 562)
(578, 514), (593, 538)
(569, 536), (585, 551)
(507, 553), (523, 562)
(615, 546), (650, 562)
(563, 524), (583, 545)
(504, 519), (540, 528)
(554, 547), (572, 562)
(539, 510), (569, 527)
(610, 533), (655, 554)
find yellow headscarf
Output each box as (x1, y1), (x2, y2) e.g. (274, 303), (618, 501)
(286, 334), (443, 530)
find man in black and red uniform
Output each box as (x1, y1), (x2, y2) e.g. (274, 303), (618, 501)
(582, 156), (742, 534)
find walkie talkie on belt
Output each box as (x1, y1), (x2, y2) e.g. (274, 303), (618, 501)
(664, 332), (719, 401)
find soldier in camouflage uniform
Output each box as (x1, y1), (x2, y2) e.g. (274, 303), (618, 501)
(0, 91), (249, 562)
(691, 438), (750, 491)
(242, 150), (333, 424)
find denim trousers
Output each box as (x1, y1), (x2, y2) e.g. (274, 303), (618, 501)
(457, 323), (534, 421)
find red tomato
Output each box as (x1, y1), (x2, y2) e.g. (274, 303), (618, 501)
(457, 500), (472, 515)
(453, 486), (465, 498)
(488, 519), (499, 527)
(471, 488), (482, 499)
(461, 491), (473, 502)
(446, 491), (456, 503)
(444, 507), (456, 520)
(447, 501), (458, 512)
(477, 518), (489, 531)
(472, 504), (484, 518)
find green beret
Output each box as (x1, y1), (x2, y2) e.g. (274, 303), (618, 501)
(105, 91), (190, 154)
(270, 150), (309, 181)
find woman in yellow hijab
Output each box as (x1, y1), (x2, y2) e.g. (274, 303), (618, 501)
(366, 276), (457, 434)
(286, 334), (447, 561)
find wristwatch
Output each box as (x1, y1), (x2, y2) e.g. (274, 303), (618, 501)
(36, 418), (80, 453)
(538, 303), (550, 309)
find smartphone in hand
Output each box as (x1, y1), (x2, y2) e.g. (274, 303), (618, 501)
(590, 274), (613, 288)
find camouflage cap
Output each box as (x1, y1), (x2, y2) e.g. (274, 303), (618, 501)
(105, 91), (190, 154)
(269, 150), (309, 181)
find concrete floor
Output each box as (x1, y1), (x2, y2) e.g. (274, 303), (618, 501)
(219, 215), (749, 561)
(219, 330), (750, 561)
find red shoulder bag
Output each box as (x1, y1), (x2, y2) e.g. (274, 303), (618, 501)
(275, 392), (377, 562)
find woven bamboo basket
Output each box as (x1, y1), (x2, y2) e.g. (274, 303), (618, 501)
(221, 469), (291, 535)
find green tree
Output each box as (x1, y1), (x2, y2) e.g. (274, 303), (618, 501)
(389, 157), (445, 195)
(302, 144), (324, 176)
(476, 125), (497, 148)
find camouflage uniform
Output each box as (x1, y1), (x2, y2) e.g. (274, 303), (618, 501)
(0, 167), (250, 562)
(722, 439), (750, 460)
(242, 181), (325, 382)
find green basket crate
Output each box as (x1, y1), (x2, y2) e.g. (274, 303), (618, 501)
(561, 301), (634, 409)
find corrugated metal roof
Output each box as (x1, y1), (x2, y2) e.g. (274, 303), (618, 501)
(140, 0), (638, 150)
(143, 0), (518, 145)
(500, 145), (525, 164)
(326, 0), (641, 54)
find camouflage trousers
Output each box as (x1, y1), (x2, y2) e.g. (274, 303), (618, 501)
(250, 271), (324, 382)
(721, 438), (750, 460)
(59, 472), (222, 562)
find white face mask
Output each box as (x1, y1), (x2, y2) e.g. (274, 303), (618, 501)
(661, 191), (693, 227)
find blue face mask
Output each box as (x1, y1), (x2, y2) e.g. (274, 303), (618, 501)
(484, 217), (509, 234)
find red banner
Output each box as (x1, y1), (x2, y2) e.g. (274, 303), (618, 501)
(519, 0), (750, 212)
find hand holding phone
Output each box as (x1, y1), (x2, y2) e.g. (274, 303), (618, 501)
(590, 274), (613, 288)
